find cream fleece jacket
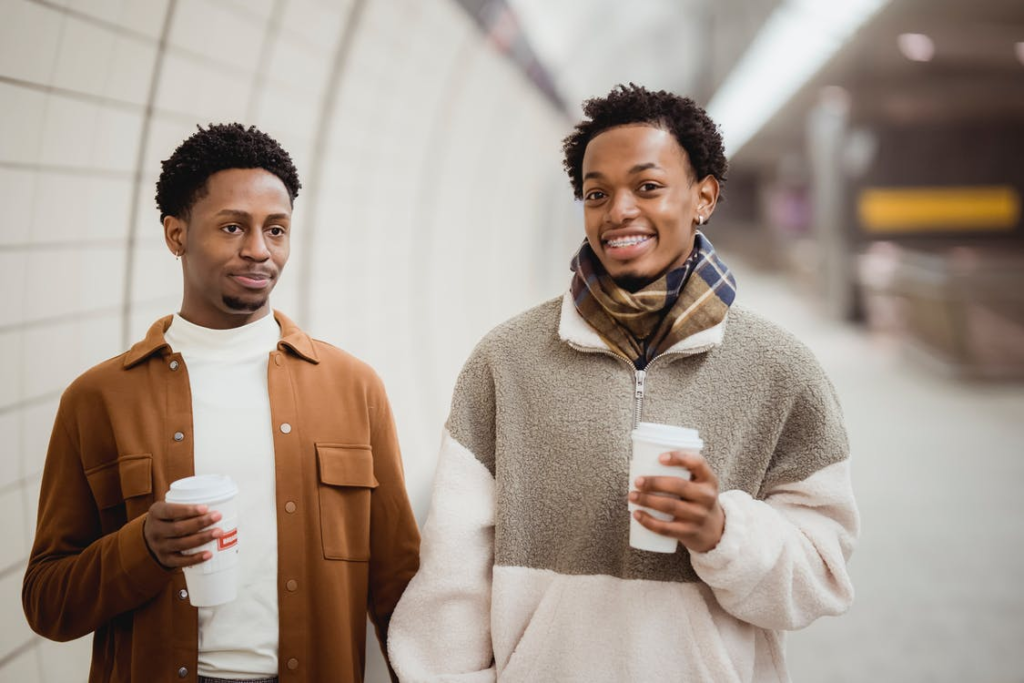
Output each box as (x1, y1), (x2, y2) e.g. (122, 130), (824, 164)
(389, 293), (858, 683)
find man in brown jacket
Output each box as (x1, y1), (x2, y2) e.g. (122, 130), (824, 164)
(22, 123), (420, 683)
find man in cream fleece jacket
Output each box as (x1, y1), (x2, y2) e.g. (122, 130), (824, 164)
(388, 84), (858, 682)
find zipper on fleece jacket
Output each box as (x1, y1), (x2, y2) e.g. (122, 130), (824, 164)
(633, 369), (646, 428)
(564, 341), (670, 430)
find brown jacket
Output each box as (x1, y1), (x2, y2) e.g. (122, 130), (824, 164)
(22, 311), (421, 682)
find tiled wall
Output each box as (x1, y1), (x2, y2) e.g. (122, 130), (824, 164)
(0, 0), (579, 680)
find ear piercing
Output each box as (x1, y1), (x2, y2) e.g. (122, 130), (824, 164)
(697, 215), (705, 226)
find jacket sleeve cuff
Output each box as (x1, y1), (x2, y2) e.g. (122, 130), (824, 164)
(117, 513), (174, 594)
(690, 489), (763, 580)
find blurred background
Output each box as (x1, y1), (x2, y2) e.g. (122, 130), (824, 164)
(1, 0), (1022, 681)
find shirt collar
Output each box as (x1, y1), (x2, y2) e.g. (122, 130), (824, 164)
(123, 309), (319, 368)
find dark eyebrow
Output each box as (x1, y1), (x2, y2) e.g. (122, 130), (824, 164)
(213, 209), (252, 219)
(583, 163), (662, 182)
(213, 209), (289, 221)
(628, 163), (661, 174)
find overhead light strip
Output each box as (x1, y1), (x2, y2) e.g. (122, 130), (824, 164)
(707, 0), (891, 157)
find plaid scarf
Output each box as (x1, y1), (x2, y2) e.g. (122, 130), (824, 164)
(569, 232), (737, 369)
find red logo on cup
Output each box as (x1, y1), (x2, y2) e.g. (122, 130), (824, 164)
(217, 528), (238, 551)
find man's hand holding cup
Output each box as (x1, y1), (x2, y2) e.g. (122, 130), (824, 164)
(629, 451), (725, 553)
(143, 502), (224, 569)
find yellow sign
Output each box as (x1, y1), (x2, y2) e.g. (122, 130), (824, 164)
(858, 186), (1021, 233)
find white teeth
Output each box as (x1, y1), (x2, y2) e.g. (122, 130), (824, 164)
(606, 235), (651, 248)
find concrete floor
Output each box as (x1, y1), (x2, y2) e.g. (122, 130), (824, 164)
(731, 261), (1024, 682)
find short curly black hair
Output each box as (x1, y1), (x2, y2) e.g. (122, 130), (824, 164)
(562, 83), (728, 201)
(155, 123), (302, 221)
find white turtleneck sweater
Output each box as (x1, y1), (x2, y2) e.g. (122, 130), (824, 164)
(164, 312), (280, 678)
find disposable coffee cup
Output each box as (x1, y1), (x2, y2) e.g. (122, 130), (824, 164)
(164, 474), (239, 607)
(628, 423), (703, 553)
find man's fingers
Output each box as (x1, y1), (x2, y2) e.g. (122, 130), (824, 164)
(149, 501), (210, 522)
(163, 527), (223, 554)
(633, 476), (717, 508)
(665, 452), (717, 484)
(157, 548), (214, 568)
(631, 493), (713, 522)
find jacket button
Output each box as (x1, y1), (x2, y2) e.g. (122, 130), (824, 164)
(287, 658), (299, 670)
(173, 432), (184, 442)
(280, 423), (292, 434)
(274, 354), (283, 367)
(177, 666), (188, 677)
(284, 501), (296, 513)
(169, 360), (179, 370)
(286, 579), (298, 592)
(178, 589), (188, 600)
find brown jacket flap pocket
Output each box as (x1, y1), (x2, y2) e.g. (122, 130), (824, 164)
(84, 461), (121, 509)
(316, 445), (379, 488)
(117, 454), (153, 498)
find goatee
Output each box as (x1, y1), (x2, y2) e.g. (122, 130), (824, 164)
(223, 295), (266, 312)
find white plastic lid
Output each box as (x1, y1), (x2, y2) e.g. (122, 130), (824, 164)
(631, 422), (703, 449)
(164, 474), (238, 505)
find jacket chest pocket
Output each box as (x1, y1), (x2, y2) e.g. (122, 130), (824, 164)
(84, 455), (154, 528)
(316, 444), (378, 561)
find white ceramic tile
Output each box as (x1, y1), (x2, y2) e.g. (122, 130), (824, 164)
(23, 247), (82, 323)
(169, 0), (263, 73)
(84, 175), (134, 242)
(77, 246), (125, 313)
(264, 38), (329, 97)
(23, 319), (81, 400)
(0, 330), (23, 410)
(129, 242), (178, 305)
(22, 402), (59, 481)
(0, 571), (35, 658)
(91, 105), (143, 172)
(280, 0), (347, 53)
(142, 115), (195, 175)
(0, 251), (27, 327)
(133, 178), (163, 237)
(0, 0), (63, 85)
(76, 311), (122, 369)
(152, 51), (208, 117)
(222, 0), (274, 21)
(0, 641), (38, 681)
(0, 168), (36, 246)
(197, 67), (252, 125)
(0, 83), (48, 165)
(30, 173), (89, 245)
(51, 14), (118, 95)
(38, 95), (100, 168)
(38, 633), (92, 681)
(103, 34), (158, 106)
(118, 0), (170, 40)
(0, 414), (21, 489)
(129, 296), (175, 339)
(0, 487), (28, 570)
(66, 0), (123, 25)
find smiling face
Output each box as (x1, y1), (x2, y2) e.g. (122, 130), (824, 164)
(581, 124), (718, 290)
(163, 168), (292, 329)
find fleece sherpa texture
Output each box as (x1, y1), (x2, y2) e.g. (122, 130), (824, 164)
(388, 292), (858, 683)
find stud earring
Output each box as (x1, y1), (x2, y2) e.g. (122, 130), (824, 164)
(175, 250), (181, 261)
(697, 215), (705, 226)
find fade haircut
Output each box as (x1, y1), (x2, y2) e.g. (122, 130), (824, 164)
(561, 83), (728, 201)
(155, 123), (302, 221)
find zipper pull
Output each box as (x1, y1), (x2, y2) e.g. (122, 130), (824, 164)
(634, 369), (646, 399)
